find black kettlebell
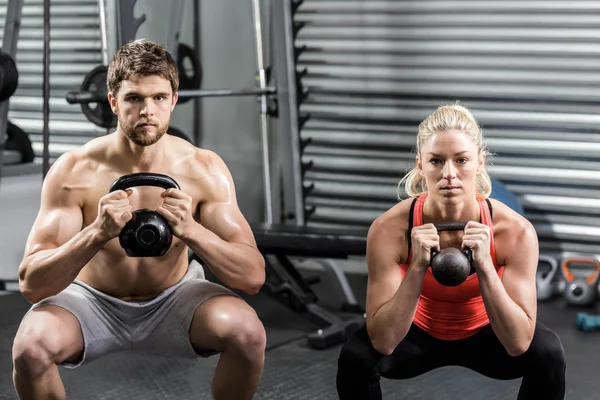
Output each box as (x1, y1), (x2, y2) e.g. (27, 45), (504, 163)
(430, 222), (474, 287)
(109, 172), (181, 257)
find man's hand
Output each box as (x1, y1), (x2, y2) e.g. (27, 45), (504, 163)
(94, 189), (133, 242)
(156, 188), (195, 238)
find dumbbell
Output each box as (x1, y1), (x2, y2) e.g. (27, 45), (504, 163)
(575, 312), (600, 333)
(561, 257), (600, 307)
(430, 222), (474, 287)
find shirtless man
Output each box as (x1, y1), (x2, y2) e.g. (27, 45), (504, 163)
(12, 39), (266, 400)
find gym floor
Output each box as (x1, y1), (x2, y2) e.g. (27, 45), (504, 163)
(0, 267), (598, 399)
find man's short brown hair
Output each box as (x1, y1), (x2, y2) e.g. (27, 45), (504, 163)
(107, 39), (179, 95)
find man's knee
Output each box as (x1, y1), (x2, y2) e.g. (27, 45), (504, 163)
(13, 307), (83, 378)
(221, 307), (266, 358)
(13, 329), (60, 378)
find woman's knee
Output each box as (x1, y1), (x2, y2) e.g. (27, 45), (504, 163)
(338, 326), (381, 375)
(527, 323), (566, 371)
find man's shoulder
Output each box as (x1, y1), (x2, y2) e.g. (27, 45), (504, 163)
(176, 142), (228, 174)
(47, 137), (107, 185)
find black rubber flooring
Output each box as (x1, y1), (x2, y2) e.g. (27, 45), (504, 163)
(0, 269), (598, 399)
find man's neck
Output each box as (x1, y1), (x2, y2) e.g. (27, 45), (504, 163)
(112, 131), (165, 172)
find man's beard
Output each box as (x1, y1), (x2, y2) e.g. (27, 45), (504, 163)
(121, 115), (170, 147)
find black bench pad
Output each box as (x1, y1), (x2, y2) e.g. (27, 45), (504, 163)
(251, 223), (368, 258)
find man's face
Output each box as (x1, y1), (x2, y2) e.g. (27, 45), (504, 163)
(108, 75), (178, 146)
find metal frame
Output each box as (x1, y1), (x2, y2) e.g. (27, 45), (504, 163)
(116, 0), (146, 48)
(270, 0), (305, 225)
(42, 0), (50, 177)
(0, 0), (24, 189)
(98, 0), (110, 66)
(164, 0), (186, 60)
(252, 0), (273, 224)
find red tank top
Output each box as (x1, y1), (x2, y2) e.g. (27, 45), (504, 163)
(400, 193), (504, 340)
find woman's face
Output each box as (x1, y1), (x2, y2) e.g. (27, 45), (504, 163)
(417, 129), (485, 203)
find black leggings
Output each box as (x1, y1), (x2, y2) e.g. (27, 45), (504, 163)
(337, 322), (566, 400)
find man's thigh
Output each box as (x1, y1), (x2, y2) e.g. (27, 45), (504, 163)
(189, 294), (264, 355)
(26, 283), (128, 368)
(133, 279), (237, 358)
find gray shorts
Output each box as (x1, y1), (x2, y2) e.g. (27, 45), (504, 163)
(29, 260), (236, 369)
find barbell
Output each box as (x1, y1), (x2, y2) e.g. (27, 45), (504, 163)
(65, 43), (277, 129)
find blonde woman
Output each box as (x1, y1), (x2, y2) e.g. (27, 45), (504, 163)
(336, 104), (565, 399)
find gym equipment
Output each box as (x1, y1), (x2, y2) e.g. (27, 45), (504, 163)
(176, 43), (203, 104)
(561, 257), (600, 307)
(536, 255), (563, 302)
(490, 178), (524, 216)
(167, 126), (193, 143)
(67, 82), (278, 125)
(430, 222), (473, 287)
(42, 0), (50, 177)
(109, 173), (181, 257)
(66, 65), (117, 129)
(0, 0), (24, 188)
(0, 50), (19, 102)
(5, 121), (34, 163)
(576, 312), (600, 333)
(241, 223), (368, 349)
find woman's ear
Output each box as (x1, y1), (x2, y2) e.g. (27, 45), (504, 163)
(477, 151), (486, 174)
(416, 154), (424, 175)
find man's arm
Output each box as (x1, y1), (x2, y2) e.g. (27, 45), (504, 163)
(18, 153), (110, 303)
(164, 152), (265, 295)
(471, 211), (539, 356)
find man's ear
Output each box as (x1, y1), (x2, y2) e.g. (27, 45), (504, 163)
(171, 92), (179, 111)
(108, 92), (118, 114)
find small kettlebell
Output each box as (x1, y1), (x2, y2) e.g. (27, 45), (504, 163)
(561, 257), (600, 307)
(536, 255), (560, 302)
(109, 172), (181, 257)
(430, 222), (474, 287)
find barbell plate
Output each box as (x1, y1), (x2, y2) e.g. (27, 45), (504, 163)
(79, 65), (117, 129)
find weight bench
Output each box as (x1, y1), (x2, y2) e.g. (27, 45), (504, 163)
(251, 223), (368, 349)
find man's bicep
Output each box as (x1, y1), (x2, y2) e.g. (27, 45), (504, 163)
(24, 205), (84, 255)
(199, 201), (256, 246)
(24, 170), (84, 255)
(195, 152), (256, 246)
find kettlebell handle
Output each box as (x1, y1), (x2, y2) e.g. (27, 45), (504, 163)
(430, 221), (469, 259)
(430, 221), (473, 271)
(434, 222), (467, 232)
(109, 172), (181, 193)
(561, 257), (600, 285)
